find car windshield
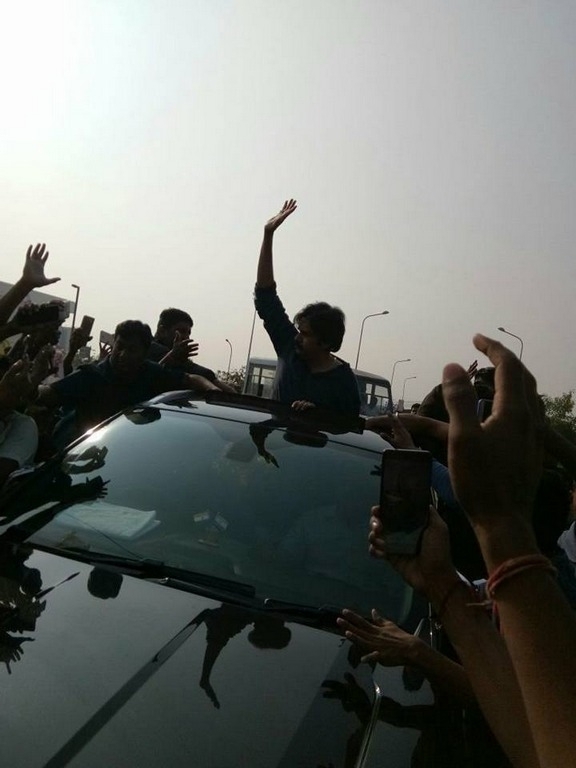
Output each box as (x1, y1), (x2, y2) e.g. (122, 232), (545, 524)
(3, 406), (411, 621)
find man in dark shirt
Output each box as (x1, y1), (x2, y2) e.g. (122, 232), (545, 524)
(254, 199), (360, 416)
(148, 308), (236, 393)
(36, 320), (220, 445)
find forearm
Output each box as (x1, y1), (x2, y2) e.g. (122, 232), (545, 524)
(0, 279), (34, 325)
(408, 640), (475, 704)
(62, 353), (76, 377)
(214, 378), (237, 394)
(478, 524), (576, 768)
(399, 414), (449, 444)
(428, 577), (539, 768)
(185, 374), (220, 393)
(256, 231), (275, 288)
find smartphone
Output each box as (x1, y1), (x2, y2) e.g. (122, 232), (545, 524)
(379, 449), (432, 555)
(477, 399), (493, 422)
(80, 315), (95, 334)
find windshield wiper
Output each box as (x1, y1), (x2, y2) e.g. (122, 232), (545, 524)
(261, 598), (343, 623)
(55, 549), (255, 597)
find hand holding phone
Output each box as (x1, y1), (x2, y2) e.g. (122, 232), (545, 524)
(379, 449), (432, 556)
(80, 315), (95, 334)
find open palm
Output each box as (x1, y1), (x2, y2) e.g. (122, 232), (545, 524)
(264, 199), (297, 232)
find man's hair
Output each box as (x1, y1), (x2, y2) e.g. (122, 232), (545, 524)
(293, 302), (346, 352)
(158, 308), (193, 329)
(114, 320), (153, 349)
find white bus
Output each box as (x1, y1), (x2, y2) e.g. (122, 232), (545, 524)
(243, 357), (393, 415)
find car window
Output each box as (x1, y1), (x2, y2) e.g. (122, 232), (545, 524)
(7, 408), (411, 621)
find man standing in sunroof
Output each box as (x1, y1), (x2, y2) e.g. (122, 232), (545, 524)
(254, 199), (360, 416)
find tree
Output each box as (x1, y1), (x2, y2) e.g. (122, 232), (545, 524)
(216, 366), (246, 392)
(541, 391), (576, 443)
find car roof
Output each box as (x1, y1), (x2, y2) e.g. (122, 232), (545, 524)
(141, 390), (389, 452)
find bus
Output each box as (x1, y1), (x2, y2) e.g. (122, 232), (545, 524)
(243, 357), (393, 416)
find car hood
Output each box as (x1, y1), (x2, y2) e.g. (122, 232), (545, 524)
(0, 547), (429, 768)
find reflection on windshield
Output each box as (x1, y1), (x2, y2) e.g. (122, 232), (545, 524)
(1, 409), (412, 621)
(190, 604), (291, 709)
(0, 543), (79, 673)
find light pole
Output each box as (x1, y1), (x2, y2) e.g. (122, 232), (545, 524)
(225, 338), (233, 378)
(70, 284), (80, 350)
(355, 311), (389, 370)
(243, 308), (257, 392)
(497, 326), (524, 360)
(390, 358), (411, 389)
(402, 375), (417, 403)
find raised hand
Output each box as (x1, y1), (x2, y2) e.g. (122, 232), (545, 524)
(264, 199), (297, 233)
(337, 609), (417, 666)
(160, 331), (199, 367)
(442, 334), (543, 531)
(69, 327), (92, 354)
(22, 244), (60, 288)
(98, 342), (112, 361)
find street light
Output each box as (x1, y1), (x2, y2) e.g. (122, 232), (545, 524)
(70, 284), (80, 350)
(243, 308), (258, 391)
(355, 311), (389, 370)
(402, 375), (417, 403)
(497, 326), (524, 360)
(390, 358), (411, 389)
(225, 338), (233, 378)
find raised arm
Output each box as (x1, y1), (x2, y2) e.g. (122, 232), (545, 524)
(256, 199), (297, 288)
(369, 506), (539, 768)
(63, 328), (93, 376)
(0, 244), (60, 325)
(442, 334), (576, 768)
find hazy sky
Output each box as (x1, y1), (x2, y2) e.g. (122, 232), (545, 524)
(2, 0), (575, 403)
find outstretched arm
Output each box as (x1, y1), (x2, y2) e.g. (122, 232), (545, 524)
(0, 244), (60, 325)
(338, 608), (475, 704)
(365, 413), (449, 445)
(183, 374), (221, 393)
(256, 199), (297, 288)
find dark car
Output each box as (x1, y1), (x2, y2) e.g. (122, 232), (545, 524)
(0, 393), (492, 768)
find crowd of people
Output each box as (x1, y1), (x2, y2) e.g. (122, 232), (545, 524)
(1, 202), (576, 767)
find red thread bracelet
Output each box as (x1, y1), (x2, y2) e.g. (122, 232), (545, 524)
(486, 554), (557, 600)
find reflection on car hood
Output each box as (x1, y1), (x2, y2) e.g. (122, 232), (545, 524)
(0, 548), (428, 768)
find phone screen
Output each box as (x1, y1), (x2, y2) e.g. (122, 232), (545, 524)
(80, 315), (95, 334)
(379, 449), (432, 555)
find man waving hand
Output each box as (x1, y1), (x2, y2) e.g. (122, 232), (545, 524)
(254, 200), (360, 415)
